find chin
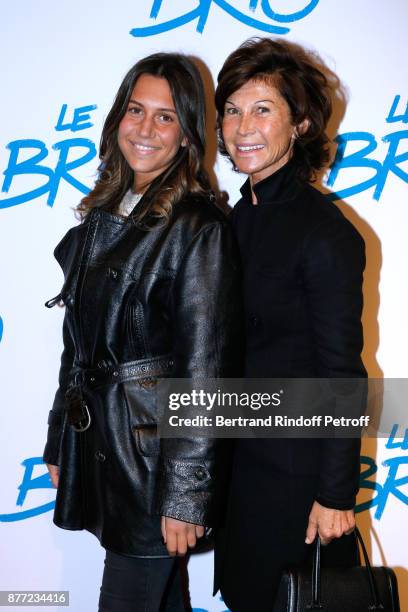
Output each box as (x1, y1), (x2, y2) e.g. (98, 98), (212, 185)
(128, 160), (159, 174)
(233, 160), (262, 175)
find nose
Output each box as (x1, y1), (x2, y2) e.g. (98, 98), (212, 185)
(237, 112), (256, 136)
(138, 114), (155, 138)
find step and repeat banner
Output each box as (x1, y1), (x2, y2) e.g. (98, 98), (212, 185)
(1, 1), (407, 610)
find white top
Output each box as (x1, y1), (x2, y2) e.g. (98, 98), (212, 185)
(117, 189), (143, 217)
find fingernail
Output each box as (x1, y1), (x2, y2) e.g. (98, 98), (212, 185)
(305, 537), (311, 544)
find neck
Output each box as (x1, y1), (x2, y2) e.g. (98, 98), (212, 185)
(132, 182), (148, 194)
(133, 173), (153, 194)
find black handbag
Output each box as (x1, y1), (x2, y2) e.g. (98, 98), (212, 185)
(273, 528), (400, 611)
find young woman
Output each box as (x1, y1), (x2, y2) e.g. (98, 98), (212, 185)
(214, 38), (366, 611)
(44, 52), (242, 612)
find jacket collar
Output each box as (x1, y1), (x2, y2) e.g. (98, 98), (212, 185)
(239, 159), (301, 205)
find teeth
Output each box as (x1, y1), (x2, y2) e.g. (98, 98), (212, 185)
(237, 145), (264, 151)
(134, 144), (156, 151)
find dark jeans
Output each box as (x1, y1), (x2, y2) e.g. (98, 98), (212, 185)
(98, 551), (186, 612)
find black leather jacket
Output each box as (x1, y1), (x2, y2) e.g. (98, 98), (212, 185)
(43, 193), (242, 556)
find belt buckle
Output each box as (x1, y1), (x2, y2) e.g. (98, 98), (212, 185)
(65, 385), (92, 432)
(72, 402), (91, 432)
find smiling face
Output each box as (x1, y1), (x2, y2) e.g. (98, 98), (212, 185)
(222, 78), (307, 185)
(117, 74), (186, 192)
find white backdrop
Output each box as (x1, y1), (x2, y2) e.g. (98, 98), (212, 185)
(1, 1), (407, 610)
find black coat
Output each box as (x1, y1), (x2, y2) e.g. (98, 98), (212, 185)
(43, 192), (242, 557)
(215, 161), (366, 611)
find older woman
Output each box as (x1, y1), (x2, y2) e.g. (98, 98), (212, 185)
(44, 52), (242, 612)
(214, 38), (366, 611)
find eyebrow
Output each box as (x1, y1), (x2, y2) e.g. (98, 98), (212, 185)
(128, 99), (177, 113)
(225, 99), (275, 105)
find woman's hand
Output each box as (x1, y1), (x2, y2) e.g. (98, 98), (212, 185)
(305, 501), (355, 546)
(161, 516), (204, 556)
(46, 464), (60, 488)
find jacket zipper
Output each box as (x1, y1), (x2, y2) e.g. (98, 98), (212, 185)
(127, 300), (149, 359)
(74, 211), (100, 365)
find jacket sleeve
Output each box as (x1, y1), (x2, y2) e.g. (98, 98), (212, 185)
(303, 216), (367, 510)
(43, 309), (75, 466)
(157, 221), (243, 525)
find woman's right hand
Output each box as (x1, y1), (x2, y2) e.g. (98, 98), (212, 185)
(161, 516), (204, 556)
(46, 464), (59, 488)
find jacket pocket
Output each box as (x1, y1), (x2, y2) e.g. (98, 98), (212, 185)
(133, 424), (160, 457)
(122, 377), (159, 425)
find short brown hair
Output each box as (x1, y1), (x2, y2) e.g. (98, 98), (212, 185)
(215, 38), (332, 182)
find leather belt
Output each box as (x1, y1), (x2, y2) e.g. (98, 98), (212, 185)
(72, 354), (174, 388)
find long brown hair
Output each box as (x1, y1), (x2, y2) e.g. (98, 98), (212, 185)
(78, 53), (211, 221)
(215, 38), (332, 182)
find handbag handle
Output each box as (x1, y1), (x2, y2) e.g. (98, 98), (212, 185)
(307, 527), (385, 610)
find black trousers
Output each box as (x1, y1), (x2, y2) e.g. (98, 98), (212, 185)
(98, 551), (186, 612)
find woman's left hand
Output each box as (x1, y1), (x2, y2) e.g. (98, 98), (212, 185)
(305, 501), (355, 546)
(161, 516), (205, 556)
